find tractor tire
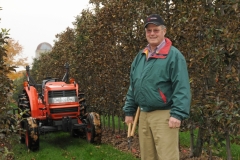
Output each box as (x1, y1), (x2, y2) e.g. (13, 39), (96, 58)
(20, 121), (26, 144)
(86, 112), (101, 144)
(18, 92), (31, 118)
(78, 92), (87, 116)
(25, 117), (39, 151)
(18, 91), (31, 144)
(18, 92), (39, 151)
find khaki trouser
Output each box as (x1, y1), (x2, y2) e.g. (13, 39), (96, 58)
(139, 110), (179, 160)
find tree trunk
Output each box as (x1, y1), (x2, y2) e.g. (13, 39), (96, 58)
(108, 111), (110, 130)
(207, 135), (212, 160)
(225, 131), (232, 160)
(193, 127), (204, 157)
(118, 115), (121, 133)
(112, 113), (115, 134)
(189, 125), (194, 157)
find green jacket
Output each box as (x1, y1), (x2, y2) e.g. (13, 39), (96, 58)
(123, 38), (191, 121)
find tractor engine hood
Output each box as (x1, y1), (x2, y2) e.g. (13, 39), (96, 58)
(45, 82), (77, 89)
(44, 82), (79, 104)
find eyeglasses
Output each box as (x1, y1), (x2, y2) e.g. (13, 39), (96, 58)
(145, 29), (160, 34)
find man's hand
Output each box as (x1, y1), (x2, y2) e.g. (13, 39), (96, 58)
(168, 117), (181, 128)
(125, 116), (134, 124)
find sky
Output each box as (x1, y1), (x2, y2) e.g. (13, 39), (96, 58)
(0, 0), (90, 70)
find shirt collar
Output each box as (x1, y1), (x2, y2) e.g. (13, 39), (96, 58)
(143, 39), (166, 58)
(146, 39), (166, 53)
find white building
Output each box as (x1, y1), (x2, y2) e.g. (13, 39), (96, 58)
(35, 42), (52, 59)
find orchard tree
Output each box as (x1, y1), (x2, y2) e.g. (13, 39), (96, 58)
(0, 28), (16, 160)
(3, 38), (28, 80)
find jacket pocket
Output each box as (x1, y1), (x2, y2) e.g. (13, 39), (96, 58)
(158, 89), (167, 104)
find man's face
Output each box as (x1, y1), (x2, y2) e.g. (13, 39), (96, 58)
(145, 24), (166, 48)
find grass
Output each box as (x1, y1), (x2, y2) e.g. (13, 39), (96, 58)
(101, 115), (126, 131)
(179, 130), (240, 160)
(9, 112), (240, 159)
(9, 122), (240, 160)
(179, 130), (191, 147)
(12, 132), (139, 160)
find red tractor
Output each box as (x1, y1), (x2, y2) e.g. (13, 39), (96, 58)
(17, 63), (101, 151)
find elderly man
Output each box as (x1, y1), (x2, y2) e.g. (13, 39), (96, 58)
(123, 14), (191, 160)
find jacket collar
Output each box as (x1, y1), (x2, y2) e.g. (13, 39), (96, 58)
(142, 38), (172, 59)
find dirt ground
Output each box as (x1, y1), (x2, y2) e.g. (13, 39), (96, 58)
(101, 130), (223, 160)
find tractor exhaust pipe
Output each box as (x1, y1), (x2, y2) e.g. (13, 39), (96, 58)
(62, 63), (70, 83)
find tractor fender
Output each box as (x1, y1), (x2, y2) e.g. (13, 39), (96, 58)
(24, 86), (40, 117)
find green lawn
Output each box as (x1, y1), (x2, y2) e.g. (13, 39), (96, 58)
(179, 130), (240, 160)
(8, 113), (240, 160)
(12, 132), (139, 160)
(8, 125), (240, 160)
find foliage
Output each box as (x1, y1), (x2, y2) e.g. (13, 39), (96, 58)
(74, 1), (147, 117)
(0, 27), (16, 159)
(12, 74), (25, 102)
(30, 28), (77, 83)
(0, 28), (14, 125)
(3, 38), (28, 80)
(172, 0), (240, 158)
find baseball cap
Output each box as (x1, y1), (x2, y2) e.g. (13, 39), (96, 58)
(144, 14), (165, 28)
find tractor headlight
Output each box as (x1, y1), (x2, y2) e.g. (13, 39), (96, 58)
(49, 96), (77, 104)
